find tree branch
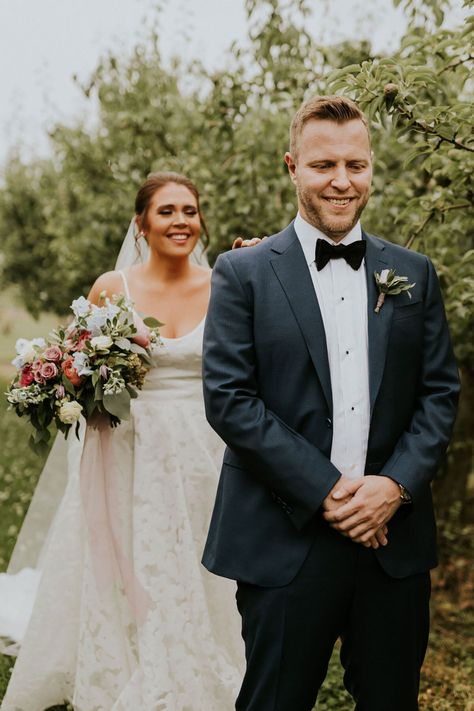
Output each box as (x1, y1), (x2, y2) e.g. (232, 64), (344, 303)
(440, 203), (472, 213)
(405, 211), (434, 249)
(396, 106), (474, 153)
(438, 54), (474, 75)
(404, 203), (473, 250)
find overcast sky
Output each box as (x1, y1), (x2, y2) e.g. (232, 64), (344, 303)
(0, 0), (467, 166)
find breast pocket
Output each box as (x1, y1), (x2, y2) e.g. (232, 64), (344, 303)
(392, 299), (423, 321)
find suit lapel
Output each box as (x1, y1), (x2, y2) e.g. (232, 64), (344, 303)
(269, 225), (333, 415)
(364, 232), (393, 416)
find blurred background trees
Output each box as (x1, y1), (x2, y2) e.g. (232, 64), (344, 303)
(0, 0), (472, 518)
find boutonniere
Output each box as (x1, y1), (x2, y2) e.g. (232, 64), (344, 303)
(374, 269), (416, 313)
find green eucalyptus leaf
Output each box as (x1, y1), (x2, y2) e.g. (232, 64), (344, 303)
(143, 317), (164, 329)
(102, 389), (131, 421)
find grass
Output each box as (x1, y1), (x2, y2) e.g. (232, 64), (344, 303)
(0, 287), (58, 378)
(0, 375), (53, 701)
(0, 374), (472, 709)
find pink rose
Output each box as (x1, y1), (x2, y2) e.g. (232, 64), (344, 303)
(44, 345), (63, 362)
(34, 370), (46, 384)
(19, 365), (35, 387)
(55, 384), (66, 399)
(132, 315), (151, 348)
(73, 330), (92, 352)
(31, 359), (43, 372)
(41, 362), (58, 380)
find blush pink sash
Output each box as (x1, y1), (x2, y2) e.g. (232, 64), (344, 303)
(80, 422), (152, 625)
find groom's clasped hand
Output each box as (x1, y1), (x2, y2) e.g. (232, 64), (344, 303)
(322, 474), (401, 549)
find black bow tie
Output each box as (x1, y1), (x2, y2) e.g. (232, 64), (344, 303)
(315, 238), (366, 271)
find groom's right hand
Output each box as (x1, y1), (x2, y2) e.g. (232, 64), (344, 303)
(322, 478), (388, 550)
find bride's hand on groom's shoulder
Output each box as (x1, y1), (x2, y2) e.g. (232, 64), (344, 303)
(232, 236), (268, 249)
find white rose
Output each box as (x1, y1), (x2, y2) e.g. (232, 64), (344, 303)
(90, 335), (113, 351)
(379, 269), (391, 285)
(14, 338), (38, 364)
(71, 296), (91, 318)
(58, 401), (83, 424)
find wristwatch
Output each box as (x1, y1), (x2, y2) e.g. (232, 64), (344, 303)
(398, 483), (412, 504)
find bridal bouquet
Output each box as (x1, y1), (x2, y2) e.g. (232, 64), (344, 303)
(6, 293), (161, 452)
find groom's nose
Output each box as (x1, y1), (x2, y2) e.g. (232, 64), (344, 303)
(330, 167), (351, 191)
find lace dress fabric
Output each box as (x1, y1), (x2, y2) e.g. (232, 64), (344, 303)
(1, 275), (243, 711)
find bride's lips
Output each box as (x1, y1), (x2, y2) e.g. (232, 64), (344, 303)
(167, 233), (191, 244)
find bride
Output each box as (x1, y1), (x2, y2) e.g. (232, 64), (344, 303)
(0, 172), (245, 710)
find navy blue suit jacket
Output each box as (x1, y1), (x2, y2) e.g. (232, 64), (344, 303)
(202, 223), (460, 586)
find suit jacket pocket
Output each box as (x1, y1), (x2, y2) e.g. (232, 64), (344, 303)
(223, 447), (247, 470)
(392, 299), (422, 321)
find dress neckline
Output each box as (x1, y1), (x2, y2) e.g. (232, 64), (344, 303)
(118, 268), (207, 342)
(160, 317), (206, 342)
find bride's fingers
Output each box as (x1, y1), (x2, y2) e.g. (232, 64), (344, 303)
(232, 236), (267, 249)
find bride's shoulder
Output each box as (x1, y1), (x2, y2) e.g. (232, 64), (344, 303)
(87, 270), (126, 304)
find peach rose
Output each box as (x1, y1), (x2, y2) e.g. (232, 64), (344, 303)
(62, 357), (82, 387)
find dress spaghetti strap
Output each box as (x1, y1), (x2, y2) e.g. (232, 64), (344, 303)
(118, 269), (132, 300)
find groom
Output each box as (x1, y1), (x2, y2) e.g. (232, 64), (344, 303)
(202, 96), (459, 710)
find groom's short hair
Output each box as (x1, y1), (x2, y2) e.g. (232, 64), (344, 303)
(289, 95), (371, 158)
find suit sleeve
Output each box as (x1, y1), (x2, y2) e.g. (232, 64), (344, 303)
(203, 252), (341, 530)
(381, 256), (460, 499)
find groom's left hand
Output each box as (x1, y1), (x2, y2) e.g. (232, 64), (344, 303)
(323, 476), (401, 545)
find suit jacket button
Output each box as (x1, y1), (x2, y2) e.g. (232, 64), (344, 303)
(326, 417), (332, 428)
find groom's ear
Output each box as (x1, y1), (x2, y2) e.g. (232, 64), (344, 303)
(284, 152), (298, 184)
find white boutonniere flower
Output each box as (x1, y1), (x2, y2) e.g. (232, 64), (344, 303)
(374, 269), (416, 314)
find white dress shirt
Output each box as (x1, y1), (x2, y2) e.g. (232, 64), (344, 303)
(294, 212), (370, 480)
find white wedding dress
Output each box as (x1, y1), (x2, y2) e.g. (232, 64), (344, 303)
(0, 271), (243, 711)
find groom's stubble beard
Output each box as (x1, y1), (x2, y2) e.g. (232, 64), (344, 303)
(296, 183), (370, 242)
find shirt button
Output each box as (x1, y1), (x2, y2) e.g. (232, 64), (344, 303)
(351, 407), (355, 411)
(346, 350), (349, 355)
